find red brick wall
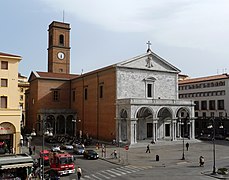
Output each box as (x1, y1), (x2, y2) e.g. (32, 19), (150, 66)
(27, 78), (71, 131)
(71, 67), (116, 141)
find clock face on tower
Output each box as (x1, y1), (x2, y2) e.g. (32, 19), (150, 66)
(57, 52), (65, 60)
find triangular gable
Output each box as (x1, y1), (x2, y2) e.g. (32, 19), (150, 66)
(28, 71), (40, 82)
(115, 50), (180, 73)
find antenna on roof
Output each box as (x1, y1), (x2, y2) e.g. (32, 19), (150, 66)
(62, 10), (65, 22)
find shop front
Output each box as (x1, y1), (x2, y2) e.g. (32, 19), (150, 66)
(0, 154), (33, 179)
(0, 122), (20, 154)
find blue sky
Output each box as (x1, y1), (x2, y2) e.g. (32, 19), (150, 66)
(1, 0), (229, 78)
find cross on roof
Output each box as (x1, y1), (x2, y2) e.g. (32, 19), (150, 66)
(146, 41), (152, 52)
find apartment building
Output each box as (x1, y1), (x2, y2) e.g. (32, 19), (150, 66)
(179, 74), (229, 136)
(18, 73), (29, 129)
(0, 52), (22, 154)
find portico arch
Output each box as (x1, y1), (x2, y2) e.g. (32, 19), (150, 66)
(157, 107), (173, 140)
(136, 107), (153, 140)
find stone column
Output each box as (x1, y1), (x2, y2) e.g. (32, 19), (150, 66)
(130, 118), (137, 144)
(153, 120), (158, 142)
(172, 120), (177, 141)
(190, 119), (195, 139)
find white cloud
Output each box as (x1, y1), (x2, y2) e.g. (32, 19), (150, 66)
(40, 0), (229, 52)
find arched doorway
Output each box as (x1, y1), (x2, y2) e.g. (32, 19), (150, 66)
(157, 107), (173, 139)
(136, 107), (153, 140)
(176, 108), (190, 138)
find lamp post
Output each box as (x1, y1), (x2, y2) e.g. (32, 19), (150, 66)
(208, 117), (223, 175)
(208, 117), (216, 174)
(181, 118), (185, 160)
(41, 119), (52, 179)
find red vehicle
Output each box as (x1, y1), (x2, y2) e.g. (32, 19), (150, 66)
(49, 150), (75, 176)
(40, 150), (50, 166)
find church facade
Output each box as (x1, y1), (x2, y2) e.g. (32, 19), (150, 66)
(26, 21), (195, 144)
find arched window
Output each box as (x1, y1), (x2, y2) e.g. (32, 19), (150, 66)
(59, 35), (64, 45)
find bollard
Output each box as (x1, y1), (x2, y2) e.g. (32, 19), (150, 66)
(156, 155), (159, 161)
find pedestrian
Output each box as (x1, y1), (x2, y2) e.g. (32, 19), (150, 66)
(29, 146), (32, 155)
(186, 142), (189, 151)
(146, 144), (150, 153)
(77, 166), (82, 180)
(199, 156), (204, 166)
(113, 150), (117, 159)
(33, 146), (36, 154)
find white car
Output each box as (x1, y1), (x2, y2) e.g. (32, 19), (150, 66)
(51, 145), (60, 152)
(60, 143), (74, 150)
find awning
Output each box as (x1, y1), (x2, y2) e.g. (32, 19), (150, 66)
(0, 162), (33, 170)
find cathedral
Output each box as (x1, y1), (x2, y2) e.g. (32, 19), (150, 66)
(26, 21), (195, 144)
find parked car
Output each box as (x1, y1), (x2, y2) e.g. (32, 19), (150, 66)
(73, 144), (85, 155)
(199, 134), (212, 141)
(83, 150), (99, 160)
(51, 145), (60, 152)
(215, 134), (225, 140)
(60, 143), (74, 150)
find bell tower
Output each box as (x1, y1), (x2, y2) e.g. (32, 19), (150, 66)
(48, 21), (71, 74)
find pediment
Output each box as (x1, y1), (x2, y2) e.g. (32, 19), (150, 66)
(116, 50), (180, 73)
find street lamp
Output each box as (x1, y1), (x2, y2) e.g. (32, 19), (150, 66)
(181, 118), (185, 160)
(207, 117), (223, 175)
(41, 120), (52, 179)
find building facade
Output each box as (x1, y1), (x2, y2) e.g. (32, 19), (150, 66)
(18, 73), (29, 129)
(27, 21), (196, 144)
(0, 52), (22, 154)
(179, 74), (229, 136)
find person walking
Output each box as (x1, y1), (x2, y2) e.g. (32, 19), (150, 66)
(113, 150), (117, 159)
(29, 146), (32, 155)
(186, 142), (189, 151)
(33, 146), (36, 155)
(146, 144), (150, 153)
(77, 166), (82, 180)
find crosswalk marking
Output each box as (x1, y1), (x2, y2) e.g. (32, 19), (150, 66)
(100, 170), (116, 177)
(91, 174), (103, 180)
(115, 167), (132, 173)
(80, 165), (152, 180)
(110, 168), (126, 175)
(106, 169), (122, 176)
(96, 172), (111, 179)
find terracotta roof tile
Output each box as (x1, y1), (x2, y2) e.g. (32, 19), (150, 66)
(179, 74), (229, 84)
(36, 71), (79, 80)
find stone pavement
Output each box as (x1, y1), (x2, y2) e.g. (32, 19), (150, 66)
(22, 137), (229, 179)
